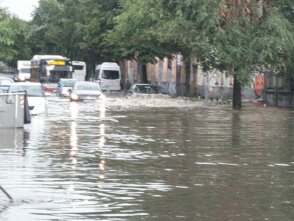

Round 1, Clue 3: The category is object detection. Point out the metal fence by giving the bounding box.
[265,90,294,108]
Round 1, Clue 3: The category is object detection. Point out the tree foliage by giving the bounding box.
[0,9,14,61]
[28,0,121,75]
[214,0,293,108]
[0,8,31,65]
[1,0,293,109]
[29,0,69,55]
[110,0,293,108]
[109,0,221,63]
[74,0,122,69]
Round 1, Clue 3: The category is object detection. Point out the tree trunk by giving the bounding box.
[233,75,242,109]
[185,58,191,96]
[119,61,126,91]
[176,54,182,96]
[176,65,181,96]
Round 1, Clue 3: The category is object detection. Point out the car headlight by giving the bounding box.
[70,93,79,100]
[99,93,106,100]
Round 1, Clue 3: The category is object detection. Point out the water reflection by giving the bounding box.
[70,101,79,119]
[99,101,106,149]
[0,129,24,150]
[0,96,293,221]
[70,122,78,154]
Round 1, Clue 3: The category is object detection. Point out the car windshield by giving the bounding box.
[40,71,71,83]
[19,68,31,73]
[0,78,13,85]
[9,85,44,97]
[60,79,77,87]
[75,83,101,91]
[136,85,160,94]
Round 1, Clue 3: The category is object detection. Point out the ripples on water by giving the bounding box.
[0,94,293,220]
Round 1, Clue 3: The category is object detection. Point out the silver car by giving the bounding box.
[56,78,78,97]
[69,81,103,101]
[8,82,47,115]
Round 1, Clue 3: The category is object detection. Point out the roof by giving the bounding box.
[31,55,69,61]
[72,61,86,65]
[96,62,120,70]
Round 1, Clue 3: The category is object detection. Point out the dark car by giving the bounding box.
[0,77,14,93]
[69,81,104,101]
[56,78,78,97]
[128,84,166,95]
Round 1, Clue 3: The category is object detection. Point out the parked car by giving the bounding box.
[0,77,14,93]
[8,82,47,115]
[56,78,78,97]
[69,81,103,101]
[128,84,166,95]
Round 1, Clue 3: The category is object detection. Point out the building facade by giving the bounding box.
[121,56,236,100]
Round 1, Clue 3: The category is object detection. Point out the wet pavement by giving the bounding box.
[0,93,293,220]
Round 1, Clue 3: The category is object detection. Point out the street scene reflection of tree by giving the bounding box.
[231,111,242,148]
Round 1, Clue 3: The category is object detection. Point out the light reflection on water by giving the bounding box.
[0,95,293,221]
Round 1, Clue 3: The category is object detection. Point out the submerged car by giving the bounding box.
[56,78,78,97]
[0,77,14,93]
[128,84,166,95]
[8,82,47,115]
[69,81,103,101]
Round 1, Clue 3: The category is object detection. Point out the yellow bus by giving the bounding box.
[30,55,73,95]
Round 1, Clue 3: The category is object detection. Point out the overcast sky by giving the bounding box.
[0,0,39,21]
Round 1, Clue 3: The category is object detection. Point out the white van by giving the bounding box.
[72,61,86,81]
[94,62,121,91]
[17,60,31,81]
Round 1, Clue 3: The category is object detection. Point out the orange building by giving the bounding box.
[253,73,265,97]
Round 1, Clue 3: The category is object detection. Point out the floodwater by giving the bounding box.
[0,93,293,221]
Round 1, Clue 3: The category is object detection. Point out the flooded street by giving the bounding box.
[0,94,293,221]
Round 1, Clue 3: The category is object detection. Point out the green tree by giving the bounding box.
[29,0,66,54]
[0,9,15,62]
[109,0,220,63]
[110,0,294,109]
[278,0,294,85]
[29,0,122,77]
[0,8,32,66]
[74,0,122,75]
[215,0,294,108]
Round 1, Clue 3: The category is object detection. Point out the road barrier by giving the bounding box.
[0,92,31,128]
